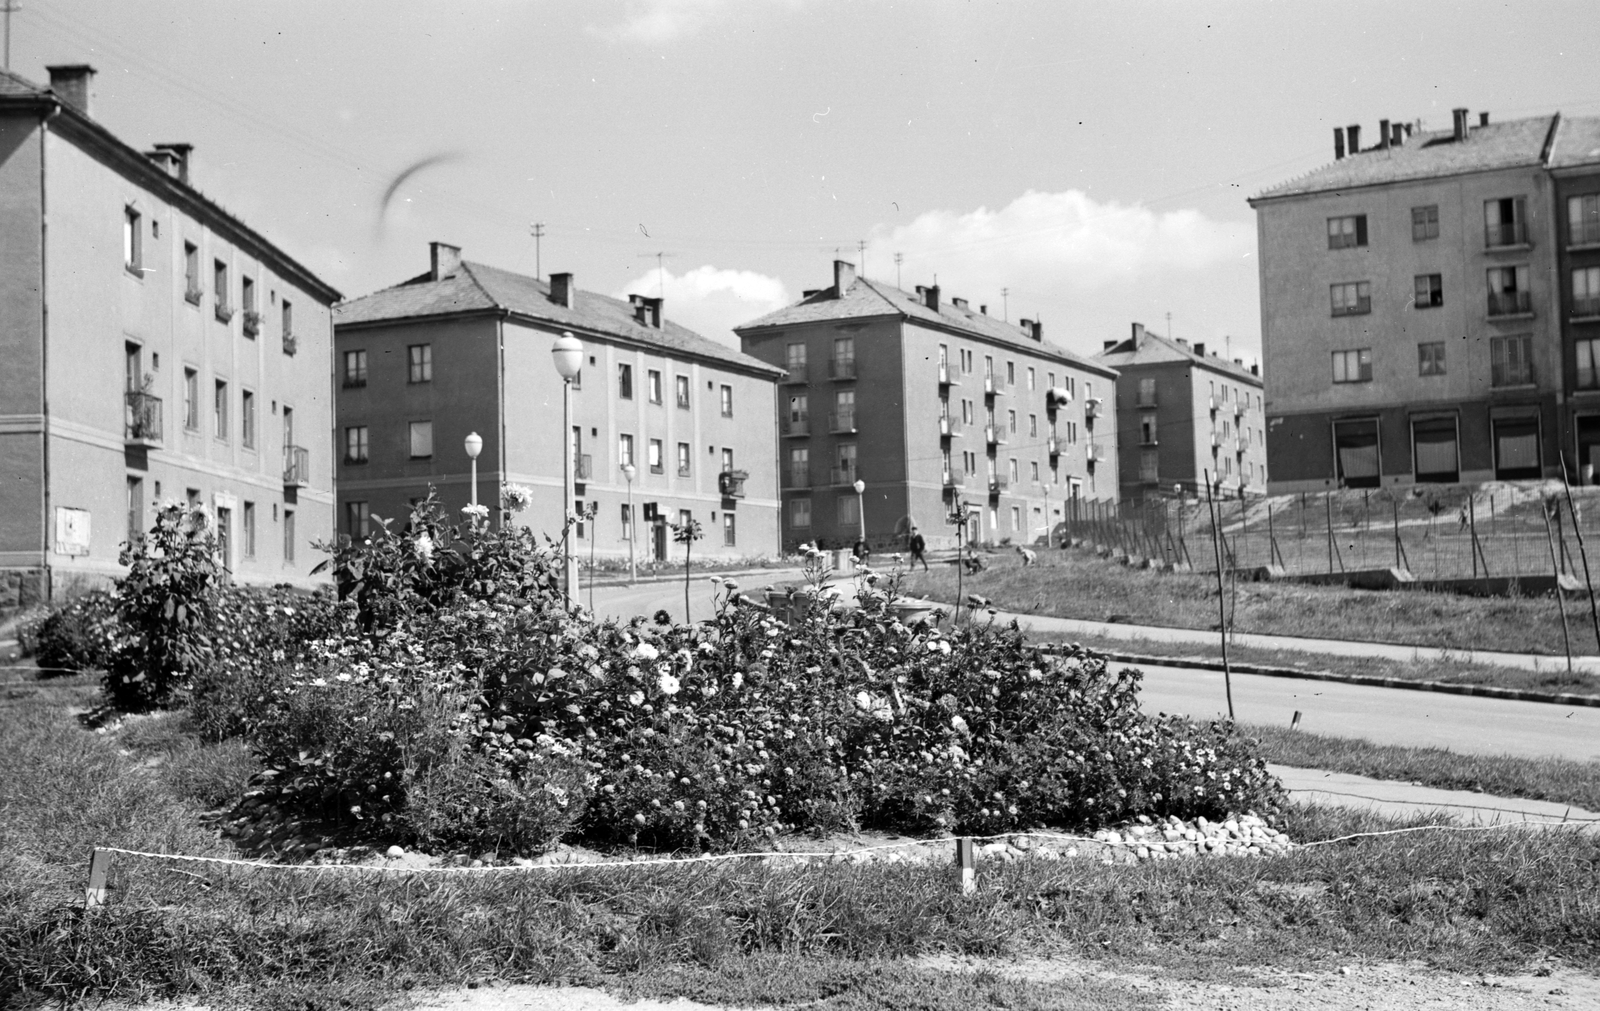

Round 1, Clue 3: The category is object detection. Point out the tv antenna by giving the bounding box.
[893,252,903,289]
[1001,287,1009,322]
[857,239,866,277]
[2,0,18,72]
[637,251,676,297]
[529,222,545,279]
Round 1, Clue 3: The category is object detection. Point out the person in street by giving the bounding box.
[852,538,870,567]
[908,527,929,571]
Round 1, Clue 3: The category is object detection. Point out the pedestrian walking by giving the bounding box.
[908,527,929,571]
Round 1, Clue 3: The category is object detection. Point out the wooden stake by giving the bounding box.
[1205,471,1236,720]
[85,848,111,908]
[955,837,976,895]
[1558,454,1600,653]
[1541,498,1574,676]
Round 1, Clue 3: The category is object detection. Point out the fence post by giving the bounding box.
[1558,454,1600,652]
[956,837,976,895]
[1325,493,1334,574]
[1204,470,1235,720]
[85,848,111,908]
[1541,497,1575,675]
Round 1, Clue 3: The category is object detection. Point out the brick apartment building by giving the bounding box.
[735,261,1120,550]
[0,65,341,606]
[333,244,784,561]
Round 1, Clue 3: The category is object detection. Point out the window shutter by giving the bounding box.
[1355,216,1368,246]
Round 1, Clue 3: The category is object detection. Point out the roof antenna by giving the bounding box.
[1165,311,1172,338]
[637,251,676,299]
[2,0,17,73]
[893,252,903,289]
[857,239,866,278]
[529,222,545,280]
[1002,287,1009,322]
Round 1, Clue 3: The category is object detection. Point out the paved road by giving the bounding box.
[588,569,804,625]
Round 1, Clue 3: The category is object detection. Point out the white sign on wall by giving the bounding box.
[54,507,91,556]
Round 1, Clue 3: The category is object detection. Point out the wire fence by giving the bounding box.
[1060,482,1600,584]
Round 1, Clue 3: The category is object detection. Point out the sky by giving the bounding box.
[12,0,1600,367]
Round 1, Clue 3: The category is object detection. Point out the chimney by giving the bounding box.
[145,149,181,178]
[548,272,575,309]
[1479,111,1489,127]
[1346,124,1361,153]
[802,289,821,298]
[1453,108,1469,142]
[1175,338,1189,347]
[924,284,940,311]
[1334,126,1345,160]
[1131,321,1146,346]
[1103,340,1118,351]
[1020,318,1032,334]
[1250,363,1260,376]
[46,64,95,116]
[1194,342,1206,357]
[832,259,856,297]
[1234,357,1244,366]
[429,242,462,281]
[1379,119,1391,149]
[629,294,662,329]
[979,304,988,315]
[1029,320,1042,341]
[152,143,192,184]
[1391,121,1404,146]
[952,297,969,310]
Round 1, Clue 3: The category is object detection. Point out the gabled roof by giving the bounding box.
[1251,115,1559,203]
[0,69,340,303]
[335,261,784,377]
[1095,327,1260,384]
[735,275,1116,377]
[1547,115,1600,169]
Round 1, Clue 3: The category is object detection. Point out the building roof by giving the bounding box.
[1547,115,1600,169]
[1095,326,1260,384]
[1251,114,1560,203]
[335,260,784,377]
[0,68,340,303]
[734,273,1117,377]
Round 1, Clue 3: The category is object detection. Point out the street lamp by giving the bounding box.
[551,331,584,608]
[621,461,637,585]
[852,478,866,548]
[463,431,483,508]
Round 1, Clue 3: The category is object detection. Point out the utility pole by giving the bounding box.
[894,252,903,289]
[2,0,18,72]
[529,222,545,279]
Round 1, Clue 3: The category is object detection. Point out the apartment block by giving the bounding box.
[1095,323,1266,502]
[735,261,1119,551]
[333,244,783,560]
[0,66,340,606]
[1548,118,1600,478]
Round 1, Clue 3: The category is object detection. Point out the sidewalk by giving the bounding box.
[1272,764,1600,827]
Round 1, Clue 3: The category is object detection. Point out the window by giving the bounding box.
[345,425,369,463]
[343,349,368,387]
[241,390,256,449]
[1412,205,1439,242]
[1030,460,1039,482]
[721,447,734,472]
[123,207,142,273]
[1333,419,1380,488]
[836,442,857,483]
[1570,194,1600,246]
[723,513,736,547]
[183,369,198,430]
[1331,281,1371,316]
[1027,367,1035,390]
[618,433,634,468]
[833,389,855,431]
[1331,348,1372,383]
[1414,273,1443,308]
[1140,413,1157,444]
[1494,416,1541,479]
[1413,417,1459,483]
[1487,266,1531,316]
[183,242,200,302]
[1008,458,1019,482]
[788,446,809,486]
[837,495,859,528]
[618,363,634,399]
[648,369,662,404]
[790,498,811,528]
[1007,409,1017,434]
[216,507,232,569]
[720,384,733,417]
[1418,342,1446,376]
[1491,334,1534,387]
[677,441,691,476]
[243,502,256,558]
[1574,267,1600,318]
[126,476,143,541]
[1010,506,1021,531]
[408,344,432,383]
[1029,414,1038,437]
[620,504,632,540]
[832,336,855,377]
[1579,338,1600,389]
[675,374,690,408]
[409,420,433,458]
[1327,214,1368,249]
[241,276,256,333]
[1485,197,1527,248]
[984,355,994,378]
[648,438,664,474]
[284,508,295,562]
[347,501,371,539]
[214,260,230,313]
[1006,361,1015,385]
[214,380,229,439]
[960,348,973,373]
[1140,448,1159,483]
[961,399,973,425]
[282,299,294,338]
[1047,371,1056,389]
[786,341,807,372]
[788,393,808,428]
[1137,377,1156,407]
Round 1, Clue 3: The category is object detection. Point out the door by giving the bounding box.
[215,506,232,574]
[652,520,667,561]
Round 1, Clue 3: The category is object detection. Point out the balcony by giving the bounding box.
[1207,394,1219,413]
[1574,221,1600,248]
[678,464,691,478]
[942,468,961,488]
[938,415,962,438]
[575,454,593,481]
[214,302,234,325]
[1210,431,1223,450]
[1232,400,1245,419]
[781,365,809,384]
[782,417,810,437]
[829,467,859,486]
[1139,432,1158,447]
[1488,290,1533,318]
[283,445,310,487]
[1046,435,1060,457]
[124,391,162,446]
[829,357,856,380]
[937,361,959,385]
[184,285,203,307]
[1085,396,1103,419]
[1486,221,1529,249]
[242,309,262,338]
[718,469,748,498]
[1086,443,1106,464]
[829,411,857,433]
[984,424,1006,445]
[1235,437,1247,456]
[1046,386,1071,410]
[1573,297,1600,320]
[987,475,1009,496]
[282,332,298,356]
[983,374,1004,396]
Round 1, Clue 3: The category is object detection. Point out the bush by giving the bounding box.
[17,590,120,675]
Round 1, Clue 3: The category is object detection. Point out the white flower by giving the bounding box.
[731,671,744,689]
[461,503,490,520]
[628,691,645,706]
[413,532,434,561]
[310,678,328,687]
[633,642,660,661]
[500,483,534,512]
[658,672,681,696]
[336,673,351,682]
[951,715,969,734]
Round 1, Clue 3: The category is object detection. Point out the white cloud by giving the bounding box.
[862,189,1260,363]
[598,0,735,44]
[618,265,791,349]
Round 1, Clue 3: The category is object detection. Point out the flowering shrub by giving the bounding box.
[16,589,121,675]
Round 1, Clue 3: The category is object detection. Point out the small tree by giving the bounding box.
[669,517,704,622]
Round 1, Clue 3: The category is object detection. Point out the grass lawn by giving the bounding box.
[5,682,1600,1009]
[895,548,1600,658]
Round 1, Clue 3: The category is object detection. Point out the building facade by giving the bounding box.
[0,66,341,606]
[1251,110,1567,492]
[333,244,783,561]
[1095,323,1266,502]
[1548,118,1600,478]
[735,261,1120,551]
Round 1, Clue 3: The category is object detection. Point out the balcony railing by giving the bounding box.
[942,468,960,487]
[718,469,748,498]
[1085,397,1103,419]
[937,361,958,385]
[1046,435,1060,456]
[1232,400,1245,418]
[1046,387,1071,410]
[787,468,809,487]
[984,424,1005,445]
[781,365,809,384]
[829,357,856,380]
[1209,431,1223,449]
[1488,290,1533,317]
[242,310,262,337]
[988,475,1009,496]
[938,415,962,438]
[1573,296,1600,319]
[829,467,859,486]
[184,285,203,306]
[1574,221,1600,247]
[283,445,309,486]
[1139,432,1159,447]
[214,302,234,324]
[1086,443,1106,464]
[124,391,162,445]
[1207,394,1219,413]
[829,411,857,433]
[1486,221,1528,248]
[678,464,691,478]
[1235,437,1248,456]
[983,374,1003,396]
[1134,392,1157,408]
[575,454,593,481]
[782,417,810,437]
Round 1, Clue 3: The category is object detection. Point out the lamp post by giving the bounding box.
[551,331,584,608]
[463,431,483,508]
[852,477,866,546]
[621,461,637,584]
